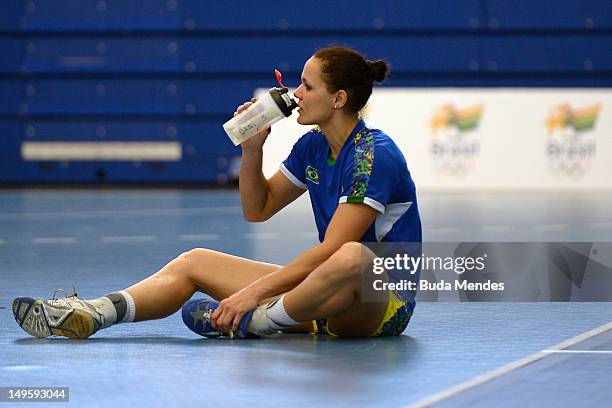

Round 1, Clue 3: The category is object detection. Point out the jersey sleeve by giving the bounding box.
[279,133,309,189]
[339,141,397,214]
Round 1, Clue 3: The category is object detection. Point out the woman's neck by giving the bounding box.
[319,115,360,159]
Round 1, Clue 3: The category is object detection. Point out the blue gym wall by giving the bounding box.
[0,1,610,184]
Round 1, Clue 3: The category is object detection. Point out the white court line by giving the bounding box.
[101,235,157,243]
[32,237,77,244]
[543,349,612,354]
[427,228,460,235]
[588,222,612,230]
[179,234,221,241]
[406,321,612,408]
[481,225,514,232]
[242,233,280,240]
[1,365,48,371]
[534,224,568,231]
[0,207,242,221]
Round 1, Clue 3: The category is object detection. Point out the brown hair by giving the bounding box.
[313,46,388,113]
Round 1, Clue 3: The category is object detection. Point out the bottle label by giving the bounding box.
[237,108,277,137]
[281,93,293,107]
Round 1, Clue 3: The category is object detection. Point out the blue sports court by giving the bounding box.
[2,190,612,407]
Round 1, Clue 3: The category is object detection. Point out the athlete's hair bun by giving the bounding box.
[367,60,388,83]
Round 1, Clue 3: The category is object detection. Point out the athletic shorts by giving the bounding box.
[311,290,414,337]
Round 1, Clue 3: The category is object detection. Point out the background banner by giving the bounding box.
[261,88,612,190]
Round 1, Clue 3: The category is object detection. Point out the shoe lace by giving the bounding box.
[50,287,78,307]
[202,304,233,338]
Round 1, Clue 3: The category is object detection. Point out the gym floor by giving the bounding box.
[1,189,611,407]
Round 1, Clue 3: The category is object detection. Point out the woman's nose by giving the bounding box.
[294,85,303,99]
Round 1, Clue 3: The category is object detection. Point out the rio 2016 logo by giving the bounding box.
[545,103,600,179]
[429,103,484,176]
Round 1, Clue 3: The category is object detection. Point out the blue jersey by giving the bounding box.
[280,119,421,243]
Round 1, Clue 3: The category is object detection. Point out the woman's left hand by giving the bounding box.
[211,286,259,336]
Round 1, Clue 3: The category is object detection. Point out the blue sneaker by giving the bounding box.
[181,299,254,339]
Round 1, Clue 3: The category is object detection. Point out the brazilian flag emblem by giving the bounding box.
[305,165,319,185]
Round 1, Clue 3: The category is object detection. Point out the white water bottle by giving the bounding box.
[223,87,298,146]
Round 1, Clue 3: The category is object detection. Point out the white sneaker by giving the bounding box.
[13,291,105,339]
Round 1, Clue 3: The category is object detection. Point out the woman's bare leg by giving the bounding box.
[125,248,280,321]
[13,248,310,339]
[282,242,388,337]
[124,243,386,336]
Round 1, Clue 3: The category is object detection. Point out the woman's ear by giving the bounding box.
[333,90,348,109]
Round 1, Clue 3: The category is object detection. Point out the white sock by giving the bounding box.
[246,306,277,335]
[266,296,299,328]
[246,295,299,335]
[118,290,136,323]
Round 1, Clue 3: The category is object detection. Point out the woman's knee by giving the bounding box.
[326,242,368,281]
[171,248,213,278]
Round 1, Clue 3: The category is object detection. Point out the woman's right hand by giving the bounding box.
[234,98,272,150]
